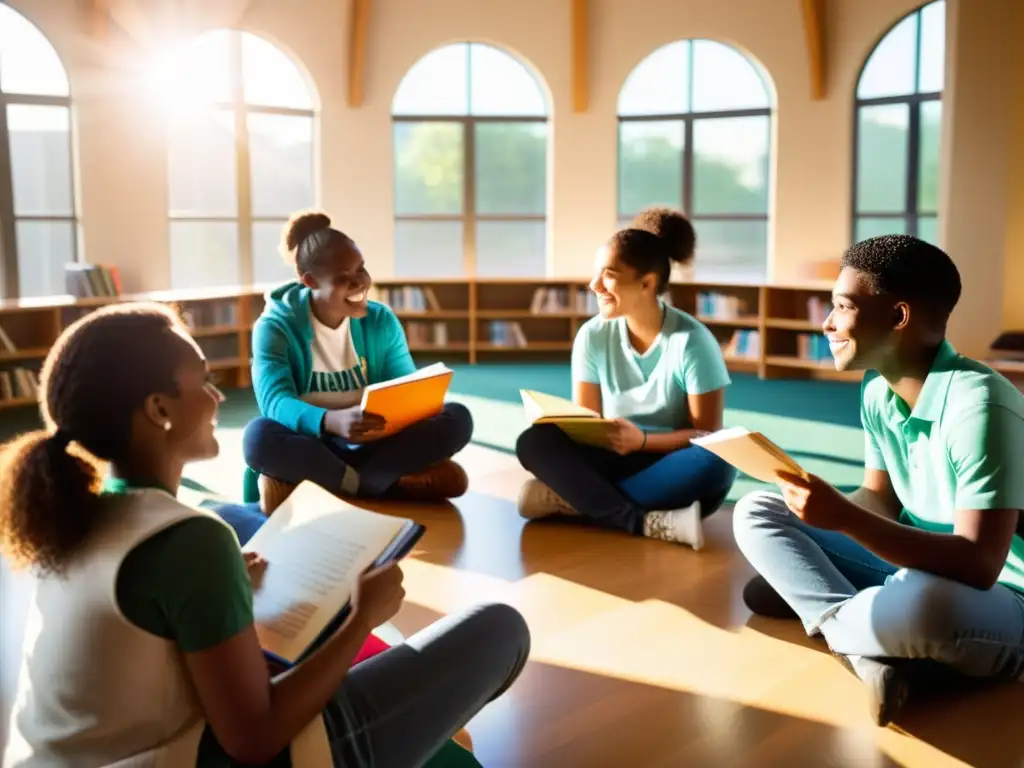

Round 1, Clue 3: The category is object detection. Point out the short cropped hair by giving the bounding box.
[841,234,962,322]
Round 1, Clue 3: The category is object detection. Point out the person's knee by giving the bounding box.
[440,402,474,453]
[732,490,789,549]
[515,424,562,470]
[479,602,531,651]
[242,417,284,467]
[873,569,968,647]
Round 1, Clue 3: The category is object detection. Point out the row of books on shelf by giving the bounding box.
[797,333,833,363]
[1,367,39,401]
[488,321,528,348]
[697,292,752,320]
[722,330,761,360]
[406,321,448,347]
[529,287,597,315]
[806,296,830,325]
[179,301,239,330]
[65,264,122,298]
[373,286,442,312]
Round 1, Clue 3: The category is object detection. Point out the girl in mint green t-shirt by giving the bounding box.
[516,208,736,549]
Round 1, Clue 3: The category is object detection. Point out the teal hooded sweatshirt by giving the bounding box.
[243,282,416,500]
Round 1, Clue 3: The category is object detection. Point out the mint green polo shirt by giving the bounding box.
[860,340,1024,594]
[571,303,731,433]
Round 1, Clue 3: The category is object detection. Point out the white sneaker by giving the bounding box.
[517,479,577,520]
[642,502,704,550]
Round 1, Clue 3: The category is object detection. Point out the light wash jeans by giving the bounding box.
[733,491,1024,681]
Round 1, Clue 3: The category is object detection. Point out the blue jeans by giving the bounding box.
[733,491,1024,681]
[212,502,268,546]
[243,403,474,498]
[516,423,736,534]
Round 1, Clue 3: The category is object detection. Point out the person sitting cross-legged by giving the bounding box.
[734,235,1024,726]
[516,208,736,549]
[243,210,473,513]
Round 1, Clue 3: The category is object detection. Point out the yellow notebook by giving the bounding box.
[691,427,807,484]
[520,389,616,448]
[360,362,453,437]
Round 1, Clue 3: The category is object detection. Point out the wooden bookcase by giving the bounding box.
[0,276,873,410]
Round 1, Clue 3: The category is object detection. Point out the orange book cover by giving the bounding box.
[360,363,454,436]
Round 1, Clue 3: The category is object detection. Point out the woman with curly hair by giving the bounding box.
[0,302,528,767]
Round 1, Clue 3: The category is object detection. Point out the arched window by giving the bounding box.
[155,30,316,289]
[853,1,945,245]
[391,43,549,277]
[0,3,76,298]
[617,40,772,280]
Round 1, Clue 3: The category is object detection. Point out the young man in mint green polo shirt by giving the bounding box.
[732,234,1024,726]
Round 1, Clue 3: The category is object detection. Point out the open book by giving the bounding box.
[361,362,453,437]
[520,389,615,447]
[691,427,807,484]
[240,481,425,667]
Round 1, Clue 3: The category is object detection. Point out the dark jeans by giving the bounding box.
[516,423,736,534]
[243,402,474,498]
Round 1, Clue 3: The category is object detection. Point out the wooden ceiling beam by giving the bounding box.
[89,0,109,40]
[801,0,827,100]
[347,0,372,108]
[571,0,589,113]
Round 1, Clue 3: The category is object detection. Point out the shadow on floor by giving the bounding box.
[746,614,1024,768]
[393,600,904,768]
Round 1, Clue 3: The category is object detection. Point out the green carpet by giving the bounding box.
[0,364,871,502]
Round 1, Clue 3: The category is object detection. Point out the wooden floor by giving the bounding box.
[3,443,1023,766]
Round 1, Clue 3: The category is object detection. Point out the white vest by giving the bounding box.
[2,489,330,767]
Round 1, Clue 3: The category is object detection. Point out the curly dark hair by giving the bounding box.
[0,302,190,574]
[841,234,962,323]
[280,210,355,276]
[612,207,697,292]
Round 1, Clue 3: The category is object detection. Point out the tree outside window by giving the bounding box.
[392,43,549,278]
[0,4,76,299]
[617,39,773,281]
[854,1,945,245]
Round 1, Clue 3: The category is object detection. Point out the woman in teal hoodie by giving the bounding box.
[243,211,473,511]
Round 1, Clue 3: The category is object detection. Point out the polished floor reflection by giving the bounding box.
[3,444,1022,766]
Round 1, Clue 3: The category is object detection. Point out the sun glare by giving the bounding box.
[146,31,232,116]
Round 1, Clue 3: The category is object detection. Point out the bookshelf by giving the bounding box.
[0,277,866,410]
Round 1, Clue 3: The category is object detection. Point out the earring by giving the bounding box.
[163,421,172,432]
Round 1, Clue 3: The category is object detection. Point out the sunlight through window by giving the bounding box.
[158,29,317,290]
[0,4,76,299]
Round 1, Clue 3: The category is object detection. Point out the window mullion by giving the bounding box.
[906,100,921,237]
[0,99,19,298]
[463,119,475,277]
[683,116,694,218]
[231,34,254,286]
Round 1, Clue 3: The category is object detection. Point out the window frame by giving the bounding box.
[166,30,316,287]
[616,41,773,272]
[851,2,942,243]
[0,12,77,299]
[391,43,550,278]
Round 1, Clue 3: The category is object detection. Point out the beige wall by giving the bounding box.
[5,0,1021,355]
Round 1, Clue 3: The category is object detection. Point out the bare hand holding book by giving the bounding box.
[520,389,616,447]
[691,426,808,484]
[240,481,424,667]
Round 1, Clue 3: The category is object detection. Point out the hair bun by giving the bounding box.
[283,211,331,253]
[631,207,696,266]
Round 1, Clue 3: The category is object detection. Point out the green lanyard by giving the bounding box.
[101,477,174,497]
